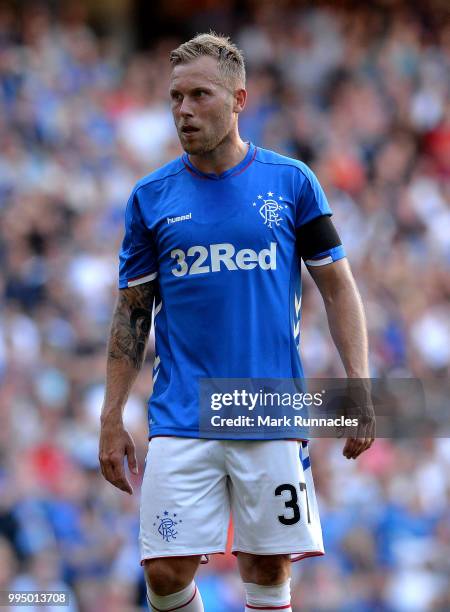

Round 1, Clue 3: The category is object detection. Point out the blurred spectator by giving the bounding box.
[11,548,79,612]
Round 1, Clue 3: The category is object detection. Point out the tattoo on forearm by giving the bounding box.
[108,283,154,369]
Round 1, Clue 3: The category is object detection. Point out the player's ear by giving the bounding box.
[233,88,247,114]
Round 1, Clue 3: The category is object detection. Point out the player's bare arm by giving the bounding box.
[99,281,155,494]
[307,258,375,460]
[108,283,154,368]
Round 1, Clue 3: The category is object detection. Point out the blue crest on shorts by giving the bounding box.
[153,511,182,542]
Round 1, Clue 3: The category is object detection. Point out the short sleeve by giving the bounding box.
[295,163,332,229]
[118,189,158,289]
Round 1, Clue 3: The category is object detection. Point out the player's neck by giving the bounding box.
[188,135,248,176]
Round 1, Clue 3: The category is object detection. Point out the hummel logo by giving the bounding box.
[167,212,192,224]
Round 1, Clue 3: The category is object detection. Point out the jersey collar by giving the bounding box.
[182,142,256,180]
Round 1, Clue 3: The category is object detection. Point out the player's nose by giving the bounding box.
[179,98,194,118]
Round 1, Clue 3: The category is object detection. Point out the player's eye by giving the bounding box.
[193,90,207,98]
[170,92,183,102]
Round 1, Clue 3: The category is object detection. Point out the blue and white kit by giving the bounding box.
[119,143,346,563]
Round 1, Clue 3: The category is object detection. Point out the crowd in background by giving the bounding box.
[0,1,449,610]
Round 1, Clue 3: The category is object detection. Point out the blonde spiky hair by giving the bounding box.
[170,31,246,88]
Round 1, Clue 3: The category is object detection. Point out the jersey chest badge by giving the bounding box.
[251,192,289,229]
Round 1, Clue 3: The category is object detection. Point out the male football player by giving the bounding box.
[99,32,375,612]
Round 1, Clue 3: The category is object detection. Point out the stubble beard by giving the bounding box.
[180,134,215,155]
[179,108,233,156]
[180,127,226,155]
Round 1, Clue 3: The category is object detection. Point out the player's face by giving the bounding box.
[170,56,238,155]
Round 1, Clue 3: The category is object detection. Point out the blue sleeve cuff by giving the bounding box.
[304,245,346,267]
[118,269,158,289]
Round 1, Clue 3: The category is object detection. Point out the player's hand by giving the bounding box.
[341,382,376,460]
[99,418,138,494]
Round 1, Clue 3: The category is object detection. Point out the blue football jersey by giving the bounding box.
[118,143,346,438]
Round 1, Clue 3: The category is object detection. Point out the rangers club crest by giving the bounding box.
[153,511,182,542]
[252,192,288,228]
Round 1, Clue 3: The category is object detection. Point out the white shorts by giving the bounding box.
[139,437,324,563]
